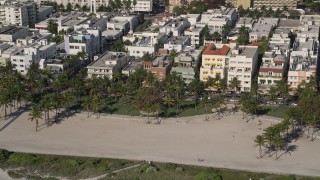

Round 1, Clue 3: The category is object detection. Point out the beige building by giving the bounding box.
[253,0,297,10]
[226,0,251,8]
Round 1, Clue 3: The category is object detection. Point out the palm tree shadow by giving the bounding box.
[50,110,77,125]
[278,145,298,159]
[0,105,30,133]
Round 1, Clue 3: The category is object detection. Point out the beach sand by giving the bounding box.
[0,109,319,177]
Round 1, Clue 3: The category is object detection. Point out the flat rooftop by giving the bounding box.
[0,26,26,35]
[231,47,257,58]
[279,19,300,28]
[203,44,230,56]
[88,52,128,68]
[123,58,143,71]
[166,36,189,45]
[237,17,254,24]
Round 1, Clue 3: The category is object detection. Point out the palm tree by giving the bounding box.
[163,96,175,117]
[0,93,10,119]
[222,24,231,42]
[188,79,204,110]
[214,95,225,120]
[200,94,211,121]
[276,79,290,106]
[263,126,277,157]
[273,135,283,160]
[92,93,103,118]
[40,95,52,126]
[81,97,92,117]
[62,92,75,117]
[29,106,43,131]
[254,135,265,158]
[268,86,278,106]
[229,77,241,110]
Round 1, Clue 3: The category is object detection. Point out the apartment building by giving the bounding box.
[11,38,57,75]
[0,1,37,27]
[227,46,259,92]
[258,52,288,93]
[159,18,190,36]
[123,32,167,46]
[86,52,132,78]
[0,25,29,42]
[107,19,130,35]
[171,47,202,83]
[249,18,278,42]
[236,17,254,30]
[0,43,19,66]
[288,37,318,90]
[126,37,156,57]
[226,0,251,8]
[35,12,89,33]
[200,43,230,82]
[35,0,153,13]
[37,6,54,22]
[181,14,201,26]
[201,7,238,26]
[112,16,139,33]
[253,0,297,10]
[131,0,153,12]
[64,28,102,61]
[184,25,203,47]
[143,55,172,81]
[122,58,144,76]
[163,36,191,52]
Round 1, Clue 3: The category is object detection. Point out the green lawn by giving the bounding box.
[100,162,318,180]
[1,149,317,180]
[259,105,288,119]
[0,149,134,179]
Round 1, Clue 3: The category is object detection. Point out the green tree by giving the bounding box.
[47,20,58,35]
[188,79,205,110]
[81,97,92,117]
[229,77,241,109]
[275,79,290,106]
[254,135,265,158]
[172,6,185,16]
[163,96,175,117]
[75,3,81,10]
[237,26,249,45]
[200,94,211,121]
[221,24,231,42]
[142,52,153,62]
[29,105,43,131]
[268,86,278,106]
[66,3,73,12]
[273,135,283,160]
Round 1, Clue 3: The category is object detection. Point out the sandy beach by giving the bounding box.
[0,109,320,177]
[0,169,11,180]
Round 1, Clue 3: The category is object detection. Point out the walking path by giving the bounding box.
[0,110,320,178]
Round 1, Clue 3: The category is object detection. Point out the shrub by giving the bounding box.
[175,167,184,172]
[65,159,82,166]
[145,166,157,174]
[194,171,222,180]
[164,163,178,169]
[8,153,38,165]
[7,171,23,179]
[0,149,11,161]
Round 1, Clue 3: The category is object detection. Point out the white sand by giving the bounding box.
[0,169,11,180]
[0,110,320,177]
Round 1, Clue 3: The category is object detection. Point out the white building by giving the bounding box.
[288,37,318,90]
[126,37,155,57]
[131,0,153,12]
[227,46,259,92]
[250,18,279,42]
[86,52,132,78]
[11,38,57,75]
[64,28,102,60]
[0,43,19,66]
[201,7,238,26]
[0,25,29,42]
[160,18,190,36]
[184,25,203,48]
[258,52,288,93]
[164,36,191,52]
[0,2,37,27]
[236,17,254,30]
[112,15,139,33]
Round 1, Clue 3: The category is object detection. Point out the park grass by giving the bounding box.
[1,150,318,180]
[100,162,319,180]
[260,105,288,119]
[0,149,134,179]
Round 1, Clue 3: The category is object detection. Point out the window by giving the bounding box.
[75,46,79,49]
[20,65,23,67]
[20,60,23,62]
[70,46,74,49]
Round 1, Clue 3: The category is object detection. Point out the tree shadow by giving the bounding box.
[0,105,30,133]
[278,145,298,159]
[256,107,271,116]
[49,109,77,125]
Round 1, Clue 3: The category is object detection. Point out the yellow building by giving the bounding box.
[200,44,230,82]
[226,0,251,8]
[253,0,297,9]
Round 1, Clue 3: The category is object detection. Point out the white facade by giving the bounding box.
[164,36,191,52]
[227,47,259,92]
[0,2,37,27]
[11,39,57,75]
[131,0,153,12]
[160,18,190,36]
[184,26,203,47]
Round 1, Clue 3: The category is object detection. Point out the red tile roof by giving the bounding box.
[203,44,230,56]
[247,42,262,46]
[259,68,283,73]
